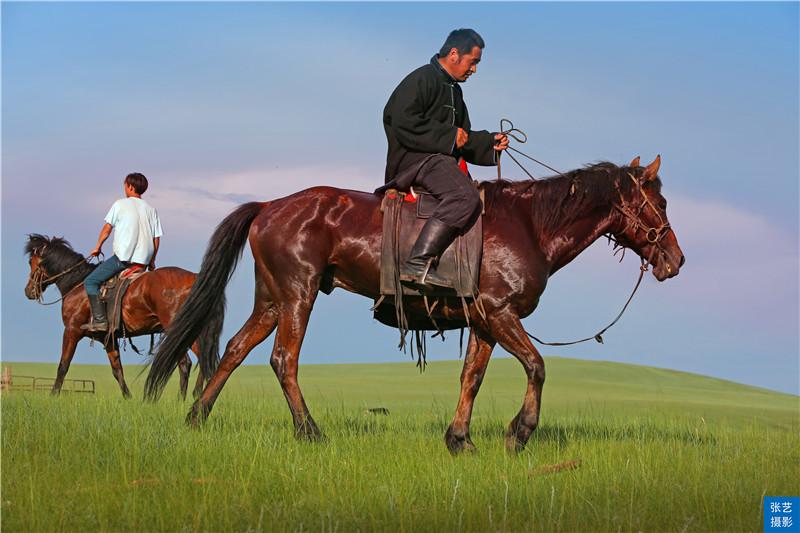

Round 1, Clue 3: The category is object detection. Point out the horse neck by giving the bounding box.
[48,260,95,296]
[543,205,616,273]
[521,176,618,273]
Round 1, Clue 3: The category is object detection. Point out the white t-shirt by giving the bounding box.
[104,197,163,264]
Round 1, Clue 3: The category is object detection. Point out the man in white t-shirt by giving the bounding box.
[82,172,163,332]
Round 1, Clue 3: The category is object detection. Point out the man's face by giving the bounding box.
[445,46,482,82]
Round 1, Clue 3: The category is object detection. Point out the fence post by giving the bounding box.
[1,366,11,392]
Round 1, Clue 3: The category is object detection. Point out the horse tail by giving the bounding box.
[194,290,225,384]
[144,201,265,401]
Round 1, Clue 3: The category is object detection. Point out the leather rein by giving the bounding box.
[495,120,670,347]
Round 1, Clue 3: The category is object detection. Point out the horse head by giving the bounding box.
[610,155,685,281]
[23,234,83,299]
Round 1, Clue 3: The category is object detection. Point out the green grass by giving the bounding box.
[2,357,798,532]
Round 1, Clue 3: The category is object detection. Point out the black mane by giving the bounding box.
[25,234,97,292]
[482,162,661,235]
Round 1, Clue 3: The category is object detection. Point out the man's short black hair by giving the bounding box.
[439,29,485,57]
[125,172,148,195]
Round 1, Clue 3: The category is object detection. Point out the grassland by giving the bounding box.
[2,357,798,532]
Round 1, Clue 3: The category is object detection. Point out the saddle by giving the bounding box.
[98,265,147,335]
[374,186,484,331]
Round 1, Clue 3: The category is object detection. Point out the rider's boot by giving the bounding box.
[400,218,458,290]
[81,294,109,332]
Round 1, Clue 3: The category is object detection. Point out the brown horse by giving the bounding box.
[145,155,684,453]
[24,234,223,398]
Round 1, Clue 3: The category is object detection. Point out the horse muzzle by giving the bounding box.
[650,244,684,282]
[24,284,37,300]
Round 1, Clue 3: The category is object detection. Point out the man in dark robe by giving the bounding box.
[378,28,508,289]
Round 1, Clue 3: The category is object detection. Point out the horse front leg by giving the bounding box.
[488,312,546,453]
[444,328,495,454]
[52,329,80,395]
[105,339,132,399]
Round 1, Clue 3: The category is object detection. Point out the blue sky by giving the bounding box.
[2,2,798,394]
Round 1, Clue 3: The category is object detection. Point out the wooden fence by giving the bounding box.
[1,366,95,394]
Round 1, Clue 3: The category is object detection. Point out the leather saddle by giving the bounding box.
[98,266,147,334]
[374,186,484,330]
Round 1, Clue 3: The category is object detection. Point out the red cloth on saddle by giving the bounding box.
[121,264,145,278]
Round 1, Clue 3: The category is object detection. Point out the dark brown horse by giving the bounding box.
[145,155,684,453]
[24,235,223,398]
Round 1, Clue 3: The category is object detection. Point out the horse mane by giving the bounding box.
[482,161,661,235]
[25,234,97,291]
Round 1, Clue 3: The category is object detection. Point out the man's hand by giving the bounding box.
[494,133,509,152]
[89,246,102,257]
[456,128,469,149]
[148,261,156,272]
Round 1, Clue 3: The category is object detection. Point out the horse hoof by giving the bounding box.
[185,402,208,429]
[448,439,478,455]
[504,434,526,454]
[295,420,324,442]
[445,428,478,455]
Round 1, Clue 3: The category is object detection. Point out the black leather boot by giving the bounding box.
[400,218,459,290]
[81,294,108,332]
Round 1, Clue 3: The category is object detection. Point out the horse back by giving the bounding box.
[247,186,385,296]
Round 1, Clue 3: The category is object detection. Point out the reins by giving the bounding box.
[494,119,667,347]
[497,118,570,181]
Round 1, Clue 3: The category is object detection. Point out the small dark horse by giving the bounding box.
[145,155,684,453]
[24,235,223,398]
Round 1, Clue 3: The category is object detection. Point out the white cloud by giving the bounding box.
[147,164,379,239]
[651,193,797,329]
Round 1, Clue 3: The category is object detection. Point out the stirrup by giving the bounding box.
[400,260,453,290]
[81,320,108,332]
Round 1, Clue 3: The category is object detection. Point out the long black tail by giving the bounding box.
[194,291,225,382]
[144,201,264,400]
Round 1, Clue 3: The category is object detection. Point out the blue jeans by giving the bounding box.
[84,255,131,296]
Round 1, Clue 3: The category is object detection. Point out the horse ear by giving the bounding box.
[643,154,661,181]
[629,156,640,168]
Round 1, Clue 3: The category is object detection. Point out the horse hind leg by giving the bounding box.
[192,366,205,400]
[189,341,205,399]
[270,302,322,441]
[187,302,278,427]
[177,354,192,400]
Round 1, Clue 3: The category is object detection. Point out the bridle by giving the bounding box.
[611,171,672,270]
[27,245,92,305]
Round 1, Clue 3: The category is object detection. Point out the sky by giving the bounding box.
[2,2,798,395]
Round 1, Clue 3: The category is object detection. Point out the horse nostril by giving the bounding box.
[679,255,685,267]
